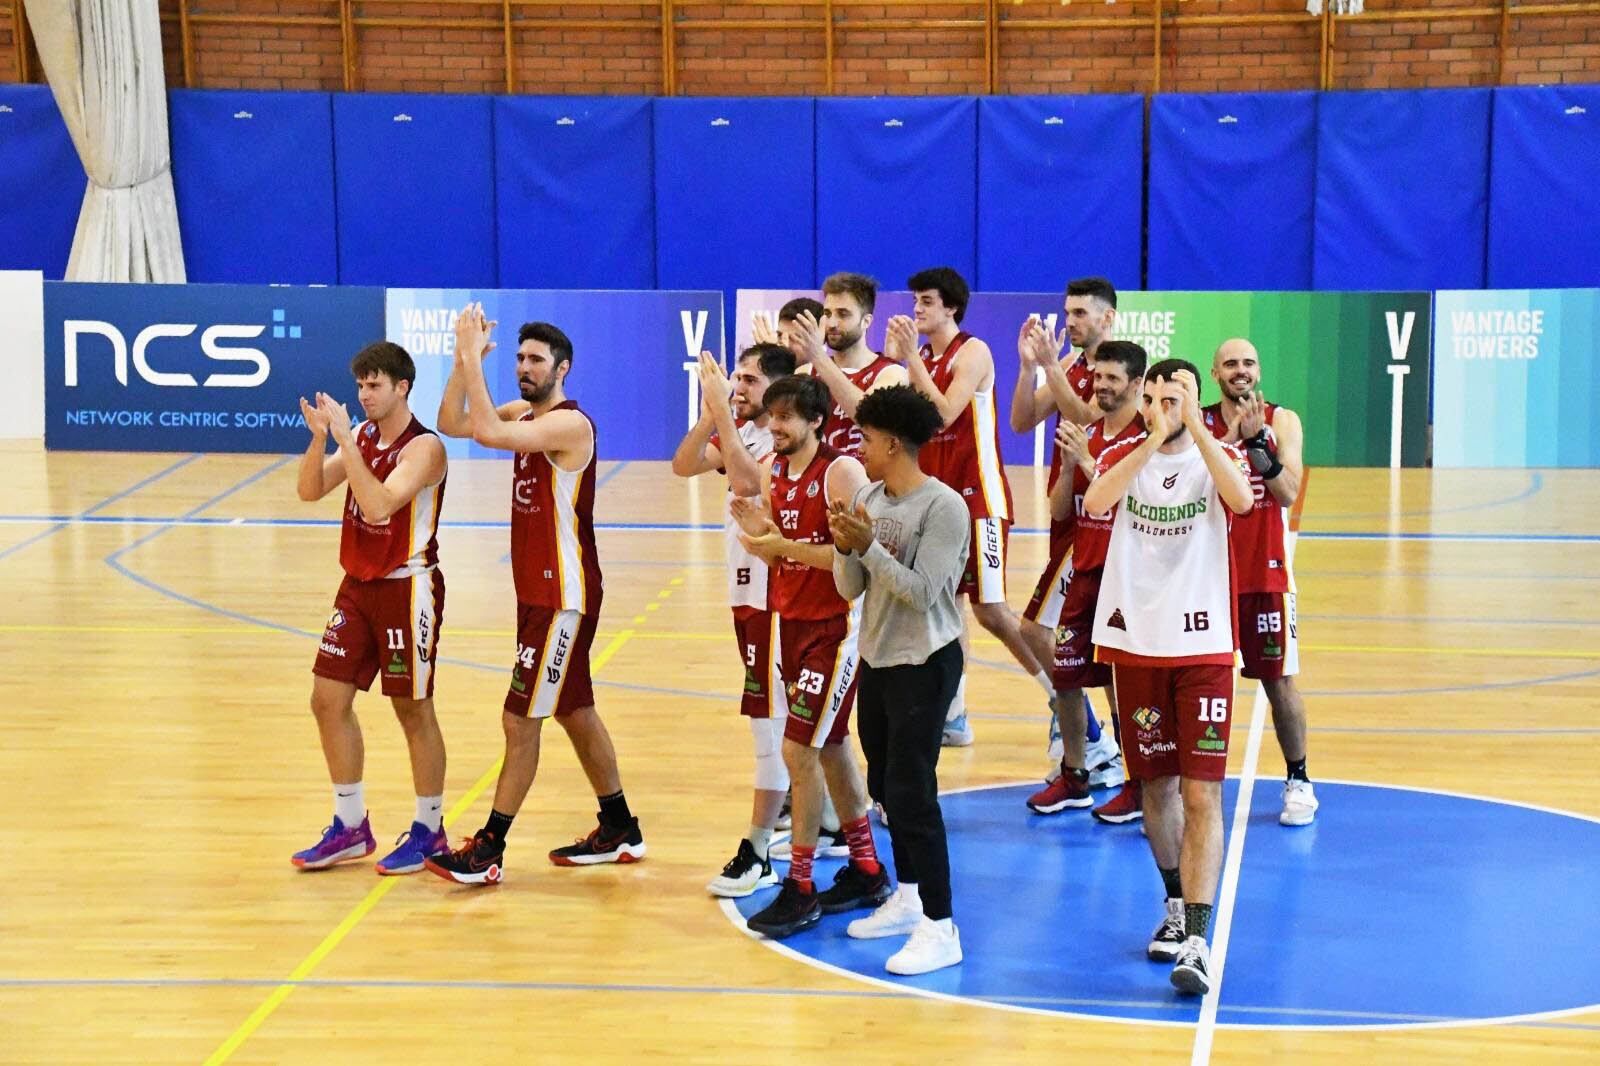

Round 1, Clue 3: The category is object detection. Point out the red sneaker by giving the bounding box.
[1092,781,1144,824]
[1026,769,1092,814]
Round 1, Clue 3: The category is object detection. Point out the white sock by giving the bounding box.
[748,824,773,859]
[415,794,443,832]
[899,881,920,904]
[945,676,967,723]
[333,782,364,827]
[1032,669,1054,697]
[820,791,841,834]
[933,916,954,934]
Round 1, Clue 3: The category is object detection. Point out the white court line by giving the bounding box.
[1191,682,1271,1065]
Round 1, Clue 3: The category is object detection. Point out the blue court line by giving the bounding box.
[1,976,1593,1031]
[0,453,201,562]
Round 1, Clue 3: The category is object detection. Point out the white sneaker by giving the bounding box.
[706,839,777,898]
[941,711,974,747]
[848,884,923,939]
[768,826,849,861]
[1280,778,1319,826]
[1085,728,1124,790]
[885,917,963,975]
[1170,935,1212,995]
[1147,897,1185,961]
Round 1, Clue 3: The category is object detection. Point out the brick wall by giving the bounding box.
[2,0,1596,94]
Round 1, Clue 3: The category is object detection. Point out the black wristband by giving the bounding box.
[1244,431,1283,481]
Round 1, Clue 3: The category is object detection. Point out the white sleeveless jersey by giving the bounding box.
[726,419,775,610]
[1091,434,1247,667]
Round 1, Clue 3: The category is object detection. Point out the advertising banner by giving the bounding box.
[1433,289,1600,467]
[0,270,44,440]
[386,289,724,462]
[44,282,386,452]
[737,288,1431,468]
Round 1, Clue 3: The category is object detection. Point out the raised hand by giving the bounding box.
[1143,375,1172,442]
[827,498,873,554]
[751,311,779,346]
[453,301,497,361]
[790,310,827,365]
[316,391,354,444]
[884,315,919,363]
[1055,418,1090,468]
[697,350,732,415]
[300,395,329,437]
[738,516,786,561]
[730,494,771,537]
[1238,390,1267,439]
[1170,368,1203,431]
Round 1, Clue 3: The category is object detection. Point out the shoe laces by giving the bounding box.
[720,843,754,877]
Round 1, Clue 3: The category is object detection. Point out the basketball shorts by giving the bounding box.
[962,517,1010,605]
[1112,663,1234,783]
[1023,539,1072,627]
[1051,566,1112,690]
[732,606,786,719]
[778,607,861,749]
[504,604,599,719]
[1237,591,1300,680]
[313,568,444,700]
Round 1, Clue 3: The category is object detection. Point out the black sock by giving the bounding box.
[1159,866,1183,901]
[1287,758,1309,782]
[597,789,633,830]
[482,809,514,844]
[1185,902,1213,941]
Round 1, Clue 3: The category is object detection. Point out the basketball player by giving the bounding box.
[1204,338,1317,826]
[291,342,451,876]
[788,272,907,459]
[731,375,888,938]
[1013,277,1133,818]
[889,267,1039,747]
[671,343,800,896]
[752,296,824,361]
[1026,341,1146,816]
[425,305,643,885]
[1085,360,1254,995]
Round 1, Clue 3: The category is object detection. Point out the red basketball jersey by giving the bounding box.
[768,443,850,621]
[1203,401,1291,595]
[918,332,1014,522]
[1069,413,1146,571]
[820,355,900,458]
[510,400,604,613]
[1044,353,1099,554]
[339,416,444,581]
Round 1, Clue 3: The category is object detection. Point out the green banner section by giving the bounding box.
[1113,291,1433,468]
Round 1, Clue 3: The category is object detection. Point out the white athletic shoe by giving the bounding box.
[885,917,963,975]
[1147,898,1185,962]
[1086,729,1125,790]
[1280,778,1319,826]
[848,884,924,939]
[1170,936,1212,996]
[941,711,974,747]
[768,826,849,861]
[706,839,778,898]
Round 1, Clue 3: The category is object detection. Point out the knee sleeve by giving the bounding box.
[751,716,789,791]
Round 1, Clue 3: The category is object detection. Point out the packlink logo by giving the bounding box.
[62,308,301,388]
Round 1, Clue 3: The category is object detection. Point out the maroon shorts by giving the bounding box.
[1112,662,1234,782]
[313,569,444,700]
[1237,591,1300,681]
[732,606,784,718]
[778,611,859,748]
[1052,566,1112,690]
[504,605,599,719]
[1023,542,1072,627]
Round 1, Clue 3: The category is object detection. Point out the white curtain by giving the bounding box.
[24,0,185,282]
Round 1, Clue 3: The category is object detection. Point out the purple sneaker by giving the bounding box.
[291,815,376,870]
[374,821,449,876]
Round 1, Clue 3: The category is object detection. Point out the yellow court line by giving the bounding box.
[203,600,663,1063]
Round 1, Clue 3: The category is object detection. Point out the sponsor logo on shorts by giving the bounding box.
[828,658,856,718]
[1262,638,1282,658]
[386,651,407,675]
[1196,724,1227,752]
[743,671,763,695]
[319,640,346,658]
[510,666,527,693]
[1132,706,1162,730]
[1139,740,1176,757]
[325,609,346,633]
[545,626,572,685]
[788,692,814,721]
[1056,626,1074,645]
[417,611,433,662]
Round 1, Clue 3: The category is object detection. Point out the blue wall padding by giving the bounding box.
[1314,88,1490,291]
[495,96,655,289]
[1148,92,1318,290]
[333,93,497,288]
[0,84,86,278]
[654,97,816,316]
[1487,84,1600,289]
[169,89,339,284]
[816,97,978,289]
[976,95,1143,293]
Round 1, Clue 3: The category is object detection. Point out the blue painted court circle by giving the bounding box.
[724,779,1600,1029]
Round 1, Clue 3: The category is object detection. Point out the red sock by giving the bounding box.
[789,844,815,892]
[842,816,881,875]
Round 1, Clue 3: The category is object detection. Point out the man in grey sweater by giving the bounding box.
[830,385,969,976]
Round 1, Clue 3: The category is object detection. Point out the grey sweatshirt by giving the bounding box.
[832,476,970,668]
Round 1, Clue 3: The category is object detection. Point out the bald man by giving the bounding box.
[1201,339,1317,827]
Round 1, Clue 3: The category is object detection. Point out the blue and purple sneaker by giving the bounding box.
[290,815,376,870]
[374,821,449,876]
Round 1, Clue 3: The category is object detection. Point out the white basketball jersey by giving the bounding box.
[1091,435,1245,666]
[726,419,775,610]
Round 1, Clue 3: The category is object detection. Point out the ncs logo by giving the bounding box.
[62,308,302,388]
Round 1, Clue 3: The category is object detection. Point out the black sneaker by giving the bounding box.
[1170,936,1212,995]
[706,838,777,898]
[775,790,792,831]
[747,877,821,939]
[1147,899,1185,962]
[424,833,505,886]
[548,816,647,866]
[817,861,892,915]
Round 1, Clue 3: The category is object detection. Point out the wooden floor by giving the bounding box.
[1,442,1596,1064]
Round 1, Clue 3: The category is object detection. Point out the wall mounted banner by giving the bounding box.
[44,282,386,452]
[386,289,724,462]
[1433,288,1600,468]
[736,289,1432,468]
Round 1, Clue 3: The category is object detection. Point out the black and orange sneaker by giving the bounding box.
[548,817,646,866]
[424,833,505,886]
